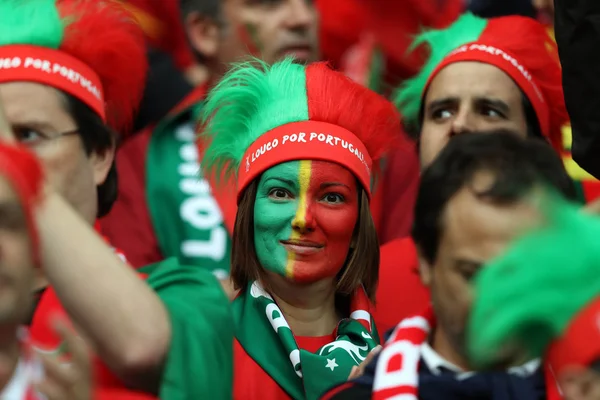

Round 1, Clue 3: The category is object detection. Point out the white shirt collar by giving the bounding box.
[420,342,541,381]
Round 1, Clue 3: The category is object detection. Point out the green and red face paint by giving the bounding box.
[237,119,372,283]
[254,160,359,282]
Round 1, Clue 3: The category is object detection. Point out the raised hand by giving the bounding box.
[35,319,92,400]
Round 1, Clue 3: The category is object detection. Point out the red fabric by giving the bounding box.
[478,17,566,155]
[233,335,334,399]
[317,0,463,84]
[101,85,209,268]
[581,179,600,203]
[0,144,44,267]
[373,237,430,335]
[57,0,147,133]
[123,0,194,70]
[547,297,600,376]
[360,0,463,83]
[372,144,420,244]
[239,122,372,202]
[100,127,160,268]
[95,389,156,400]
[0,46,105,120]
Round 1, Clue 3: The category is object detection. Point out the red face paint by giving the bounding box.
[271,161,360,284]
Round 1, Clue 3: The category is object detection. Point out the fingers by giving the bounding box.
[364,345,382,366]
[347,345,382,380]
[35,318,92,400]
[53,318,91,378]
[35,352,78,400]
[347,365,360,380]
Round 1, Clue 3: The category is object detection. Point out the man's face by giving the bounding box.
[0,175,35,325]
[217,0,319,66]
[253,160,359,283]
[420,62,529,168]
[420,170,540,364]
[0,82,113,223]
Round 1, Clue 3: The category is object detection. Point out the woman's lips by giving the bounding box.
[280,240,324,255]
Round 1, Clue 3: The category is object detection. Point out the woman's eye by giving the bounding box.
[268,188,291,199]
[322,193,344,204]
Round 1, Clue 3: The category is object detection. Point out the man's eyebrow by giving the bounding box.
[474,97,511,114]
[426,97,458,113]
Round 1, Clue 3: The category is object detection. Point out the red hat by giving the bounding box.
[0,0,147,133]
[396,14,567,153]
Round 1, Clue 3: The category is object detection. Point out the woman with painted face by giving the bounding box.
[200,58,401,400]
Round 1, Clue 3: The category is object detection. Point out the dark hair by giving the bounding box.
[230,179,380,301]
[406,89,545,142]
[64,94,118,218]
[412,130,579,264]
[179,0,221,20]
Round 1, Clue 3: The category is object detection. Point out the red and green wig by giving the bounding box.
[0,0,147,132]
[468,191,600,376]
[200,58,401,201]
[394,13,567,153]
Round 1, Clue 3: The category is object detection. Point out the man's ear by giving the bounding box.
[417,247,433,288]
[90,146,114,186]
[185,11,220,59]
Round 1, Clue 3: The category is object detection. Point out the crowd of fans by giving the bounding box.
[0,0,599,399]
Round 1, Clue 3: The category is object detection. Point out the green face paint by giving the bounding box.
[254,161,298,276]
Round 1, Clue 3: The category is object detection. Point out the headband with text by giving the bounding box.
[0,45,105,120]
[424,42,549,139]
[238,121,372,202]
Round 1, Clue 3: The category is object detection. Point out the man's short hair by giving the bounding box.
[413,130,578,264]
[179,0,221,20]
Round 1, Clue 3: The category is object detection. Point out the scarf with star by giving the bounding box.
[234,281,379,400]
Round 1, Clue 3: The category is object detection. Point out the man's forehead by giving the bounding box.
[0,82,69,128]
[427,62,522,101]
[440,177,541,259]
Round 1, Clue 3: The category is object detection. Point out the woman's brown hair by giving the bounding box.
[230,179,380,301]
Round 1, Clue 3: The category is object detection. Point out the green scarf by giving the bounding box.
[146,105,231,278]
[234,281,379,400]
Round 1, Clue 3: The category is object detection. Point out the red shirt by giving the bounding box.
[233,335,335,400]
[373,237,430,335]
